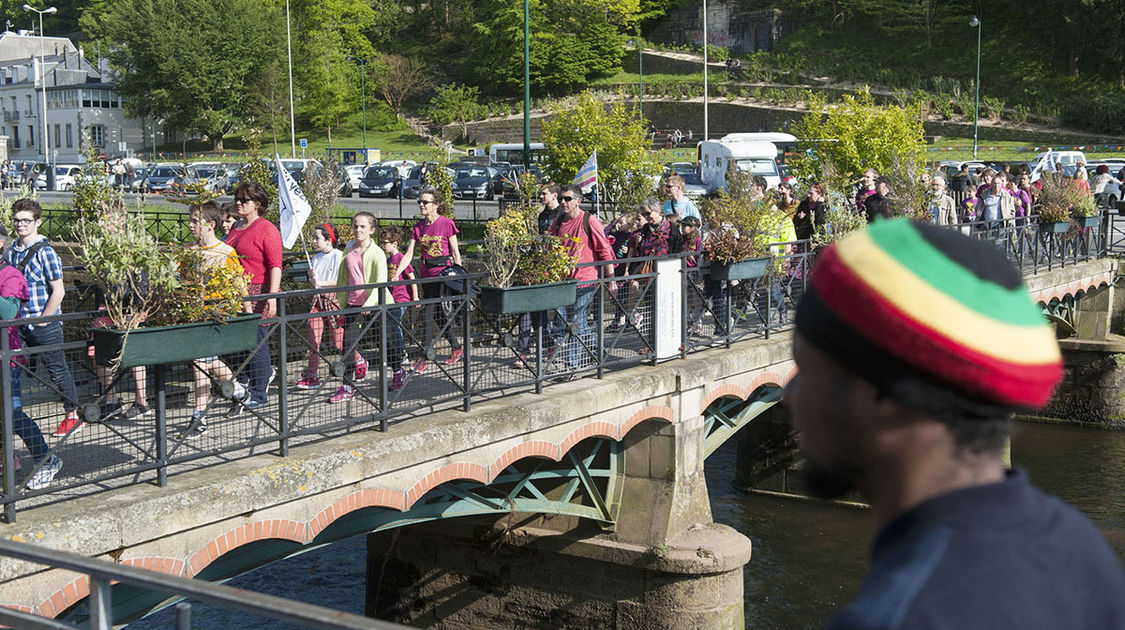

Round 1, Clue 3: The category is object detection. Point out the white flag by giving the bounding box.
[571,150,598,194]
[277,154,313,249]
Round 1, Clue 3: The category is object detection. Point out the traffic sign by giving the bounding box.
[299,138,307,149]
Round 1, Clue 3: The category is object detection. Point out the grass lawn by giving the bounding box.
[926,137,1125,163]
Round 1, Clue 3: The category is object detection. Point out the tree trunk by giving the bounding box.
[209,134,224,152]
[326,125,332,151]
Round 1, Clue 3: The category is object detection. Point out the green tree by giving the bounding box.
[247,62,290,155]
[789,89,924,190]
[296,28,355,147]
[541,91,660,206]
[371,55,433,117]
[84,0,284,151]
[426,83,485,140]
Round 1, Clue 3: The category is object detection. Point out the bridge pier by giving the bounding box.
[365,419,751,629]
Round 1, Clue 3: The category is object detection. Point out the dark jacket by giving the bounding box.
[793,199,826,241]
[864,193,893,224]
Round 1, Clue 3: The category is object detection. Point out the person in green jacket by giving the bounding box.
[330,212,390,404]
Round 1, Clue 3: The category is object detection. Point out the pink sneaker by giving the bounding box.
[390,369,408,391]
[443,347,464,366]
[295,375,320,390]
[355,356,368,381]
[329,385,354,404]
[413,359,429,374]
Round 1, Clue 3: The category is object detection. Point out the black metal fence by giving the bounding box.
[0,214,1115,521]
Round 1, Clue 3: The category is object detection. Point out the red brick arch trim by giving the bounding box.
[1033,277,1112,306]
[700,369,791,412]
[30,556,186,619]
[184,519,306,578]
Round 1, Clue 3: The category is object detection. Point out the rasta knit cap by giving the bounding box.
[795,218,1062,414]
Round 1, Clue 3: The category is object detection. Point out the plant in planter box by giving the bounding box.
[1072,194,1099,218]
[479,198,578,314]
[702,170,776,279]
[1036,172,1081,227]
[75,203,257,369]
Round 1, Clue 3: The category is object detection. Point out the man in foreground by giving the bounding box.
[785,219,1125,629]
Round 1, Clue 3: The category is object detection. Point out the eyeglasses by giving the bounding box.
[13,218,34,225]
[235,197,252,204]
[560,196,575,202]
[417,199,435,206]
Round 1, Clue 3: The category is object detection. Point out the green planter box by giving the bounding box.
[710,257,771,281]
[479,280,578,315]
[92,314,262,368]
[1080,215,1101,228]
[1040,221,1071,234]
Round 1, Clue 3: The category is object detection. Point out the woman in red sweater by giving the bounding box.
[225,181,282,409]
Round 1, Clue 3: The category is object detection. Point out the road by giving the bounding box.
[35,191,508,222]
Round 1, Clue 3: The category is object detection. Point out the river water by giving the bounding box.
[130,420,1125,628]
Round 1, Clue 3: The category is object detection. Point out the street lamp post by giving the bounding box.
[626,36,643,120]
[522,0,530,167]
[23,4,55,190]
[347,56,368,162]
[970,15,981,160]
[702,0,708,140]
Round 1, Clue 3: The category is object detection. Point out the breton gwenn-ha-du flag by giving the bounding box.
[277,154,313,249]
[571,150,598,194]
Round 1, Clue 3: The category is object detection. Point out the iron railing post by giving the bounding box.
[379,292,388,432]
[277,298,289,456]
[154,362,168,487]
[597,264,606,379]
[462,277,472,412]
[89,575,112,630]
[2,326,14,522]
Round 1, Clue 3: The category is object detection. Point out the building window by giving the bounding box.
[53,124,59,149]
[88,124,105,147]
[27,125,32,147]
[65,123,72,148]
[25,95,31,116]
[12,126,19,148]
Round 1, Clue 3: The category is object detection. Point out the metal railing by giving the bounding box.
[0,214,1115,523]
[0,538,406,629]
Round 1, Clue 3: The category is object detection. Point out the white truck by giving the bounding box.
[698,134,789,194]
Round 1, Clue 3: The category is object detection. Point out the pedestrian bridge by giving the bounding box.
[0,223,1118,628]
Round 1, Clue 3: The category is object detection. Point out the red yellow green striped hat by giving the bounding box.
[795,219,1062,412]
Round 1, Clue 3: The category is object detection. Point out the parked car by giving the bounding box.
[192,163,232,194]
[678,172,708,199]
[358,165,401,198]
[35,164,82,191]
[453,166,498,200]
[664,162,696,176]
[344,164,367,190]
[144,164,194,193]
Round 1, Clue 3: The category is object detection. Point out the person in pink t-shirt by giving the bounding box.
[393,188,463,373]
[547,184,616,375]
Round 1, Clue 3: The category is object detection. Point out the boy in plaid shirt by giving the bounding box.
[6,199,80,436]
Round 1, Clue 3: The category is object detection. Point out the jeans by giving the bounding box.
[6,367,49,462]
[21,321,78,413]
[233,325,272,403]
[552,285,595,369]
[421,282,460,356]
[387,306,406,371]
[515,311,556,355]
[342,312,369,380]
[707,279,729,336]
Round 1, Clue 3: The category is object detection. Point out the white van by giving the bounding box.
[1030,150,1087,181]
[698,139,783,194]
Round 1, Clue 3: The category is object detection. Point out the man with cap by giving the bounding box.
[786,219,1125,630]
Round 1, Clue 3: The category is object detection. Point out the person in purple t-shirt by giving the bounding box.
[393,188,464,373]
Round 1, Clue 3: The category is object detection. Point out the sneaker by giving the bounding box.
[226,400,243,418]
[443,347,464,366]
[242,398,267,411]
[100,400,124,420]
[26,454,62,490]
[510,353,528,369]
[232,382,248,401]
[390,369,408,391]
[122,403,151,421]
[354,357,368,381]
[268,367,278,387]
[413,359,429,374]
[329,385,354,404]
[630,312,644,329]
[295,375,321,390]
[52,414,83,437]
[181,412,208,439]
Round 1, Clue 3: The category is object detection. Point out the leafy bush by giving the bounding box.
[983,96,1005,121]
[708,45,729,63]
[1060,94,1125,135]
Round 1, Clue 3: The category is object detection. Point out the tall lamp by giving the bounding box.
[23,4,55,190]
[970,15,981,160]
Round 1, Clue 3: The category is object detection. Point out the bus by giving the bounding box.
[489,143,547,166]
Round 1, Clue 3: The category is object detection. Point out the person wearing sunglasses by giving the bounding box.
[223,182,282,411]
[546,185,616,374]
[393,188,464,372]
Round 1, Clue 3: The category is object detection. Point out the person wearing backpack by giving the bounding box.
[625,198,683,330]
[548,184,616,375]
[0,225,61,488]
[7,199,81,437]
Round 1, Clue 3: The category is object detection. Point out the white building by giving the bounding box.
[0,30,160,164]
